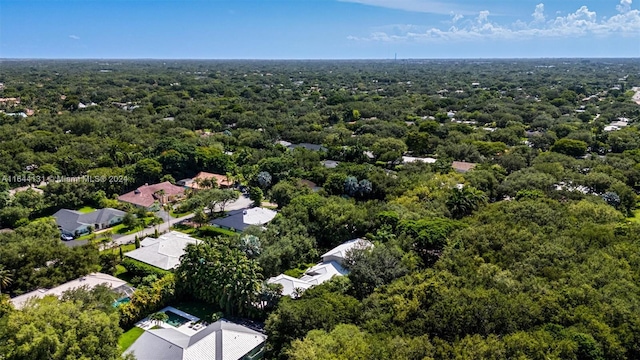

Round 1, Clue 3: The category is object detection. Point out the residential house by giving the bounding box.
[321,160,340,169]
[402,156,437,164]
[268,238,373,297]
[125,231,200,270]
[299,179,321,192]
[10,273,134,310]
[53,208,125,237]
[451,161,477,173]
[277,140,327,152]
[178,172,233,190]
[125,318,266,360]
[118,182,185,211]
[210,208,277,232]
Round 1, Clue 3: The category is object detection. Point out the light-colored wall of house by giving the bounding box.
[108,216,124,226]
[74,225,92,236]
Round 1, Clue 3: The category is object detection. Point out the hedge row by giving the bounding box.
[121,258,171,279]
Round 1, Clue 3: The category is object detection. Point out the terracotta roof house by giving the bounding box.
[118,182,185,211]
[53,208,126,236]
[179,172,233,189]
[451,161,477,173]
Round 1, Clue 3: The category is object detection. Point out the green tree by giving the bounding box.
[0,206,30,228]
[122,212,137,229]
[371,138,407,163]
[148,311,169,326]
[265,290,362,360]
[176,239,262,316]
[133,158,163,184]
[0,265,13,294]
[551,138,588,157]
[193,207,208,228]
[0,295,121,360]
[446,185,487,219]
[345,244,410,299]
[249,187,263,207]
[288,324,372,360]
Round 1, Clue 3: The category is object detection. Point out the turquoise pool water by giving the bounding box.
[165,310,190,327]
[112,297,130,307]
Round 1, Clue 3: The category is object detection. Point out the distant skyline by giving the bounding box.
[1,0,639,59]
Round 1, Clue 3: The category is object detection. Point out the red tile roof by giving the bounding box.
[117,181,185,208]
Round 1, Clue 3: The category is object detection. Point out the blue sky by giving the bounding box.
[0,0,638,59]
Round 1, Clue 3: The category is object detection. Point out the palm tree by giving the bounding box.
[155,189,166,204]
[193,208,207,228]
[0,266,13,294]
[446,185,487,219]
[148,311,169,326]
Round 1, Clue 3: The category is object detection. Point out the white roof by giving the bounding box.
[402,156,437,164]
[243,208,277,226]
[126,231,200,270]
[321,238,373,262]
[267,274,316,297]
[10,273,127,309]
[610,121,629,127]
[269,239,372,297]
[276,140,292,147]
[125,319,266,360]
[300,261,348,283]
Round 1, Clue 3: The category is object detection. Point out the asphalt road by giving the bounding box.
[98,195,253,250]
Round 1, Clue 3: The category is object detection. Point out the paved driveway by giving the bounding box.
[99,195,253,250]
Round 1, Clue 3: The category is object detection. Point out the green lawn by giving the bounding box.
[171,223,196,234]
[627,209,640,223]
[76,206,96,214]
[170,210,191,218]
[105,244,136,255]
[118,327,145,352]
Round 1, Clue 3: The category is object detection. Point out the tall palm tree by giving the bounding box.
[0,266,13,294]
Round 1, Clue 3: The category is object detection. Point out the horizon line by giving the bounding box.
[1,56,639,62]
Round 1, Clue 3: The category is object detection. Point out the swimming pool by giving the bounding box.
[164,310,191,327]
[112,297,131,307]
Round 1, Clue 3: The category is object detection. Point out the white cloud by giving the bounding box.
[452,13,464,23]
[348,3,640,42]
[69,35,80,40]
[338,0,478,15]
[617,0,632,13]
[532,3,545,22]
[477,10,490,23]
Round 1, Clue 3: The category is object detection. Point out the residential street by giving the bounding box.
[97,195,253,250]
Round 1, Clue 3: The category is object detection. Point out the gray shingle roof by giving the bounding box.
[125,319,266,360]
[53,208,125,234]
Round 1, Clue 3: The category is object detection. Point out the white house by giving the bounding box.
[125,231,200,270]
[268,238,373,297]
[10,273,134,310]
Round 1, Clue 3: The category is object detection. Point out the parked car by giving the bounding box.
[60,234,74,241]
